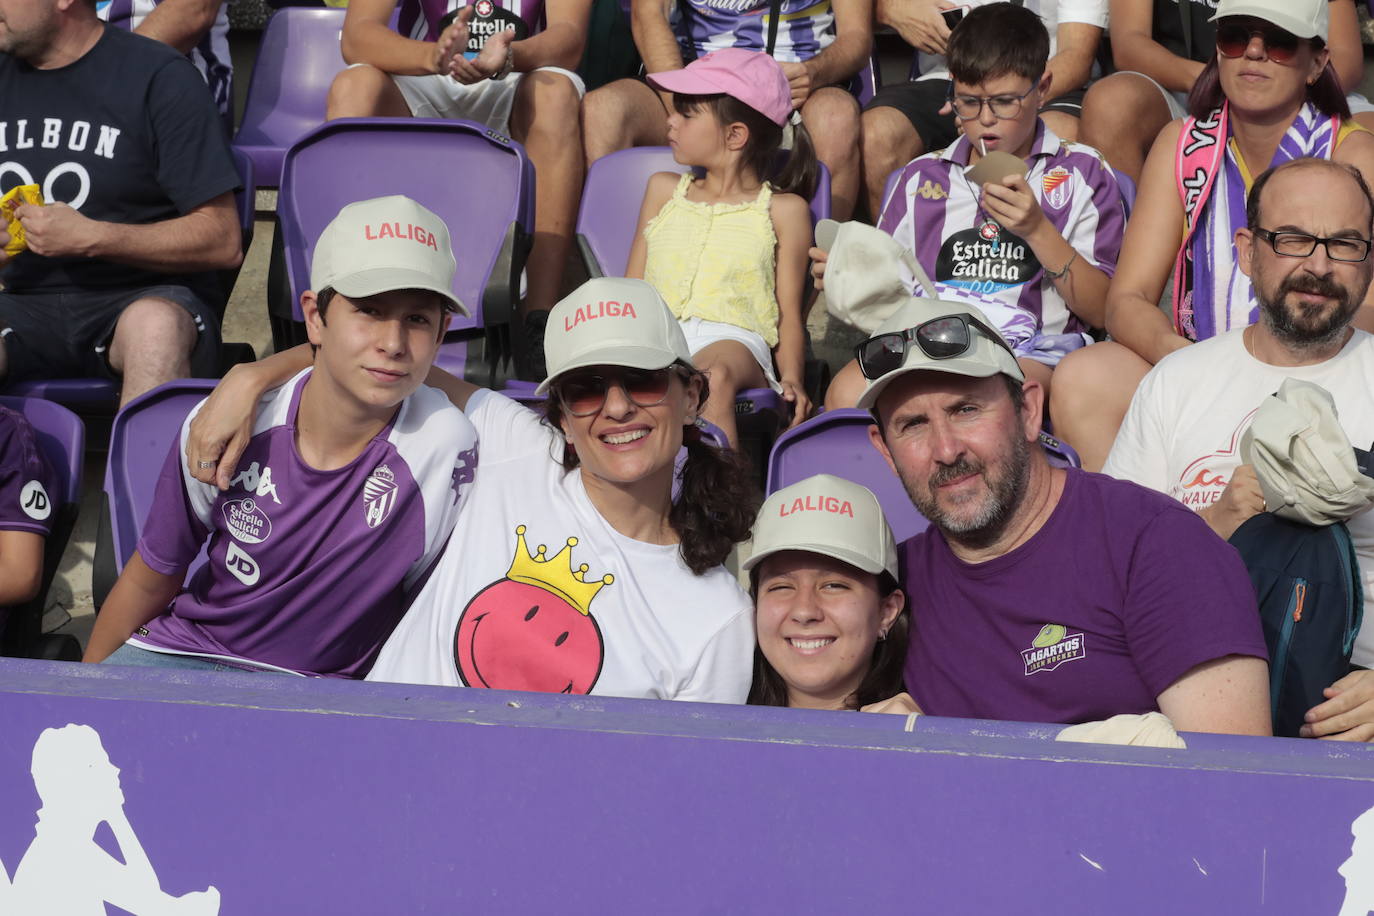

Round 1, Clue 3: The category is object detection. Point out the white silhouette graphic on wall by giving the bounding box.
[1339,804,1374,916]
[0,724,220,916]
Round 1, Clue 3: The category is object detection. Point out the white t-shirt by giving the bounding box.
[1103,328,1374,667]
[913,0,1109,82]
[368,390,755,702]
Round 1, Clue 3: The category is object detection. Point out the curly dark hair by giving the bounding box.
[747,568,909,709]
[542,362,759,574]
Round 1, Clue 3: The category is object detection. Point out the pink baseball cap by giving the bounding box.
[647,49,792,127]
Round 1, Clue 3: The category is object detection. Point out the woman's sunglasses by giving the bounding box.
[556,367,677,417]
[1215,20,1304,65]
[855,313,1015,380]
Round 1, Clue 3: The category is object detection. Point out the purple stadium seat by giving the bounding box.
[766,408,930,542]
[232,7,349,188]
[271,117,535,382]
[94,379,219,609]
[848,50,882,107]
[0,396,84,659]
[1112,166,1137,215]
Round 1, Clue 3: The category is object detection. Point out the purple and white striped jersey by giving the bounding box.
[0,408,59,540]
[396,0,546,42]
[877,123,1125,337]
[131,370,479,678]
[96,0,233,117]
[676,0,834,63]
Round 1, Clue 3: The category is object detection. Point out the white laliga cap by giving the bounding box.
[311,195,466,316]
[1210,0,1328,42]
[855,298,1024,412]
[743,474,898,580]
[536,277,692,394]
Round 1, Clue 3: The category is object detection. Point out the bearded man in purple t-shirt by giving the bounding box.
[855,295,1272,734]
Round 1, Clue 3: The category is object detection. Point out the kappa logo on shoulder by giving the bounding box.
[230,462,280,505]
[916,179,948,200]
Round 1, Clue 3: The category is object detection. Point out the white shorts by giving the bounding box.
[678,318,783,392]
[378,65,586,136]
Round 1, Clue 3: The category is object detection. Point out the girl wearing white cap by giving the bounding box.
[190,277,760,701]
[744,474,917,713]
[1053,0,1374,470]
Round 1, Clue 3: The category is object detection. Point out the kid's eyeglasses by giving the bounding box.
[947,82,1039,121]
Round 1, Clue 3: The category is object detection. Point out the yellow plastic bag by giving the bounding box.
[1,184,43,256]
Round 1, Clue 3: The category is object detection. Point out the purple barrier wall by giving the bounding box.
[0,658,1371,914]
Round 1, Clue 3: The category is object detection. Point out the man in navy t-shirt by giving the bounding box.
[855,294,1272,733]
[0,0,242,406]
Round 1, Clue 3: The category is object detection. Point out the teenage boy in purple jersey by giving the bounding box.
[856,294,1270,733]
[84,196,479,677]
[0,406,59,608]
[817,3,1125,409]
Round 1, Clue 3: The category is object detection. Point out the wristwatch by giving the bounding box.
[489,43,515,81]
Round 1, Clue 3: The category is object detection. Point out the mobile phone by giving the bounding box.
[941,5,969,29]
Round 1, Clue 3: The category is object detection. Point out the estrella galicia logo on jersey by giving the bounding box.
[19,480,50,521]
[1021,624,1086,676]
[936,228,1041,294]
[363,465,398,529]
[1042,166,1072,210]
[222,497,272,545]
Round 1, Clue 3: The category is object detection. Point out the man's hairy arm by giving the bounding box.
[134,0,223,55]
[632,0,685,74]
[15,193,242,274]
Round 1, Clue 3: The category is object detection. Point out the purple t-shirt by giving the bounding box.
[132,370,478,677]
[0,407,59,539]
[900,469,1266,724]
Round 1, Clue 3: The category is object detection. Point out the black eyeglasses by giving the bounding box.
[856,313,1016,380]
[947,81,1040,121]
[555,367,678,417]
[1253,228,1373,262]
[1215,19,1303,65]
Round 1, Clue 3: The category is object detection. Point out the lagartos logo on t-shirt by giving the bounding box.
[1021,624,1086,676]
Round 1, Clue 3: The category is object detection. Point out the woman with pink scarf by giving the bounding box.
[1049,0,1374,470]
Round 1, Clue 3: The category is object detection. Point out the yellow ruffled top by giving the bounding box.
[642,173,780,347]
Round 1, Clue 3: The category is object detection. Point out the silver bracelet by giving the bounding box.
[489,44,515,81]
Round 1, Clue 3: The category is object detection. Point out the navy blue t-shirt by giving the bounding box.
[0,25,239,299]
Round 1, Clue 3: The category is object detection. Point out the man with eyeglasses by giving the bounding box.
[1105,158,1374,742]
[859,296,1270,733]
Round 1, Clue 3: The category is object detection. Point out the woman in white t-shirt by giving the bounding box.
[745,474,916,714]
[191,278,760,701]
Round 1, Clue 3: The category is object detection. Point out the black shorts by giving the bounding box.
[0,284,221,383]
[866,79,1089,151]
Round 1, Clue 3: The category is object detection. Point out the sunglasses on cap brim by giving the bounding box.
[1215,19,1305,65]
[856,313,1016,381]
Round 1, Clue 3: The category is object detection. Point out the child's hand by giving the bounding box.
[780,379,811,428]
[979,174,1045,240]
[808,246,829,290]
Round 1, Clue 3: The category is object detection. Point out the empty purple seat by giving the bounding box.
[271,117,535,382]
[0,396,84,659]
[766,408,930,543]
[94,379,219,610]
[233,7,349,188]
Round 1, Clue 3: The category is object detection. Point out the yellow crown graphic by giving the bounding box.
[505,525,614,615]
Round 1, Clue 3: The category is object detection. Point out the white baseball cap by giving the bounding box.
[1210,0,1328,43]
[855,298,1024,412]
[535,277,692,394]
[311,195,467,316]
[743,474,898,580]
